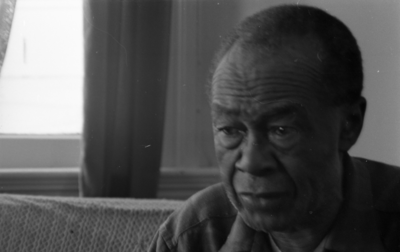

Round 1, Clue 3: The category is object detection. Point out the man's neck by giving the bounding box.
[270,227,329,252]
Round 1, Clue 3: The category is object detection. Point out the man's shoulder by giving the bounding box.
[352,157,400,211]
[156,183,237,251]
[352,157,400,250]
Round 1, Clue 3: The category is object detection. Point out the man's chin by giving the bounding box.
[227,190,299,232]
[240,208,296,233]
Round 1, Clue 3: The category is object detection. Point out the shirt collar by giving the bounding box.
[323,153,386,252]
[268,229,327,252]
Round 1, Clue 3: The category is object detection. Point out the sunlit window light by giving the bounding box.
[0,0,83,135]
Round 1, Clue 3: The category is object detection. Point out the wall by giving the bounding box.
[162,1,241,168]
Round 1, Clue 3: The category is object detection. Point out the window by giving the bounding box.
[0,0,83,135]
[0,0,82,174]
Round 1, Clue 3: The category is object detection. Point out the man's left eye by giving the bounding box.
[268,126,300,148]
[272,126,294,137]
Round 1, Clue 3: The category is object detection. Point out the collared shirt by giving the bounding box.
[268,234,327,252]
[148,154,400,252]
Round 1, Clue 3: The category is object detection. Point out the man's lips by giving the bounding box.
[239,191,290,199]
[237,191,291,210]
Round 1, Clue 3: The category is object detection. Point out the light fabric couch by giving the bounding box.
[0,194,183,252]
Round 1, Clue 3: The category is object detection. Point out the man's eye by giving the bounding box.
[268,126,300,148]
[215,126,243,148]
[220,127,241,136]
[272,126,295,137]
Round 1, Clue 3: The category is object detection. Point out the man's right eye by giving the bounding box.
[219,127,241,136]
[215,126,244,148]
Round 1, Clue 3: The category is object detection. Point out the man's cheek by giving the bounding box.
[219,155,233,174]
[215,148,238,180]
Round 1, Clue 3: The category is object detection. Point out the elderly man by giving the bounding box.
[149,4,400,252]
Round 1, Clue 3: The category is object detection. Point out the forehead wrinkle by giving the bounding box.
[212,43,258,90]
[293,59,323,82]
[211,100,310,123]
[211,40,331,117]
[250,78,326,102]
[213,66,323,94]
[213,74,325,106]
[212,62,244,92]
[213,57,326,102]
[239,61,326,105]
[247,56,324,88]
[213,86,314,103]
[212,66,255,102]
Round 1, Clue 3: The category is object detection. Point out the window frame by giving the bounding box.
[0,134,81,168]
[0,135,220,199]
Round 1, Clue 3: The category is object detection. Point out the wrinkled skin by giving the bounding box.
[211,38,365,250]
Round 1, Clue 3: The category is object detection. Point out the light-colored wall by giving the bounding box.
[162,1,241,168]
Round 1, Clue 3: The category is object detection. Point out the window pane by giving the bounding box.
[0,0,83,134]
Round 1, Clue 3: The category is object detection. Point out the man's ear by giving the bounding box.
[339,97,367,152]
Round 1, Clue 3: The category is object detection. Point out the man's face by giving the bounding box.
[211,40,344,233]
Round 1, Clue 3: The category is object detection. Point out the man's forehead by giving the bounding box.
[213,35,325,78]
[211,101,308,121]
[211,38,330,110]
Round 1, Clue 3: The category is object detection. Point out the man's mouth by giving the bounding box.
[238,191,291,210]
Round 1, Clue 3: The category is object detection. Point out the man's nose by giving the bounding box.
[235,135,278,176]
